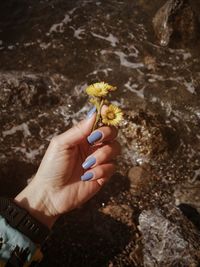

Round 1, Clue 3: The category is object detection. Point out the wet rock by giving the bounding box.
[139,208,200,267]
[100,204,135,227]
[128,163,160,196]
[120,110,170,162]
[0,72,68,111]
[153,0,199,46]
[0,0,29,31]
[0,72,77,190]
[143,55,157,72]
[190,0,200,22]
[0,0,199,266]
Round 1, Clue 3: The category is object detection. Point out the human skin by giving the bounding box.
[14,108,121,228]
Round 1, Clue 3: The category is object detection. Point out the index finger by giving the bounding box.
[87,126,118,145]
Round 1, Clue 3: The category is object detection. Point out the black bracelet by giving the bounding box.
[0,197,50,244]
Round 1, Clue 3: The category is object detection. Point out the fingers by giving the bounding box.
[87,126,118,145]
[81,140,121,185]
[81,163,116,183]
[49,104,117,149]
[82,141,121,170]
[49,105,117,149]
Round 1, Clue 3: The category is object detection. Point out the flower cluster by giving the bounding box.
[86,82,123,130]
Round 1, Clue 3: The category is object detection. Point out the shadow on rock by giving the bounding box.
[41,210,133,267]
[39,174,134,267]
[0,0,30,42]
[0,160,37,197]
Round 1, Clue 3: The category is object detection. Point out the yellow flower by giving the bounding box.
[86,82,116,97]
[89,97,100,108]
[102,104,123,126]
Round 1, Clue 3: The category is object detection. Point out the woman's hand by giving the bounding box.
[15,107,121,228]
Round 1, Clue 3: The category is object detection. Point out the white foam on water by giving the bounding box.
[183,80,196,94]
[194,168,200,180]
[54,106,73,125]
[196,111,200,119]
[91,32,119,47]
[13,145,45,161]
[39,42,51,50]
[160,62,174,67]
[182,52,192,60]
[124,79,144,99]
[147,73,166,82]
[128,44,140,57]
[88,68,112,76]
[48,7,77,35]
[72,104,91,124]
[72,27,85,40]
[24,42,35,47]
[147,74,195,95]
[114,51,144,69]
[74,82,88,95]
[169,76,196,95]
[8,45,15,50]
[49,14,71,33]
[3,123,31,138]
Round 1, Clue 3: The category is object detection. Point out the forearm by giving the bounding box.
[0,186,50,266]
[14,180,58,229]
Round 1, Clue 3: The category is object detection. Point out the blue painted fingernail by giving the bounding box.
[87,131,102,144]
[87,106,96,119]
[82,156,96,170]
[81,172,93,181]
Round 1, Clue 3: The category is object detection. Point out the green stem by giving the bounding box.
[92,98,104,131]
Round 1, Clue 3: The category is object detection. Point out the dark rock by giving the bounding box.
[139,208,200,267]
[0,72,75,192]
[178,204,200,230]
[153,0,199,46]
[174,181,200,213]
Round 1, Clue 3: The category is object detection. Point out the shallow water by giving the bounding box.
[0,0,200,266]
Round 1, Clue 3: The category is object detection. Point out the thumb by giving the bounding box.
[56,107,96,146]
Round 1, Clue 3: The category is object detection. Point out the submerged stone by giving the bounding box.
[0,0,199,266]
[153,0,199,46]
[120,110,173,163]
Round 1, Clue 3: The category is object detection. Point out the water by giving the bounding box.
[0,0,199,266]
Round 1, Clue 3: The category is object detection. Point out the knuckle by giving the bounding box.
[111,126,118,138]
[74,124,83,136]
[97,178,106,187]
[74,121,88,139]
[50,135,61,147]
[97,167,104,178]
[100,148,109,160]
[96,145,109,160]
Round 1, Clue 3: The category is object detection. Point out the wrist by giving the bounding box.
[14,180,58,229]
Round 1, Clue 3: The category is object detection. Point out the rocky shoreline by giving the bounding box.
[0,1,200,266]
